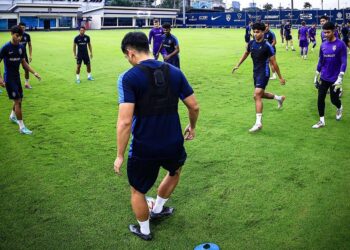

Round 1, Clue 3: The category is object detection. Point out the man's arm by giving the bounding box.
[182,94,199,140]
[155,42,163,58]
[148,30,153,45]
[28,41,32,62]
[73,43,77,59]
[232,50,250,73]
[0,59,4,87]
[164,45,179,60]
[114,103,134,175]
[21,59,41,80]
[269,56,286,85]
[88,42,93,59]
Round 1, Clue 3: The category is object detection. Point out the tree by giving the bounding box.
[158,0,181,8]
[304,2,312,9]
[263,3,273,11]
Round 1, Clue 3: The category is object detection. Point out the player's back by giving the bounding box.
[118,59,192,159]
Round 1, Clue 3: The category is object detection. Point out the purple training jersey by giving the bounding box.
[317,38,347,82]
[149,27,164,53]
[298,26,309,41]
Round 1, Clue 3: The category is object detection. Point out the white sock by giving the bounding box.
[152,195,168,214]
[76,74,80,80]
[88,73,91,78]
[25,79,29,84]
[291,46,294,50]
[274,95,282,101]
[137,219,150,235]
[273,73,276,78]
[256,113,262,125]
[320,116,325,124]
[338,105,343,111]
[10,110,16,118]
[18,120,25,129]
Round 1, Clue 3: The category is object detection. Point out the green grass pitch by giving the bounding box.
[0,28,350,249]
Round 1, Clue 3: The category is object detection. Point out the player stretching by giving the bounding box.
[308,23,317,51]
[232,23,286,132]
[312,22,347,129]
[0,26,41,135]
[73,26,93,84]
[148,19,164,60]
[18,22,33,89]
[284,21,295,51]
[298,21,309,59]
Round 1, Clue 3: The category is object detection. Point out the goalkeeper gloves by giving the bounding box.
[333,72,344,92]
[314,71,320,89]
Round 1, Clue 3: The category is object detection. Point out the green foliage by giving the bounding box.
[0,29,350,249]
[263,3,273,11]
[304,2,312,9]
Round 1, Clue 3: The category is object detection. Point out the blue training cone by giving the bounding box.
[194,243,220,250]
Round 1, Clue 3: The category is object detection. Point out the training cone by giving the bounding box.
[194,243,220,250]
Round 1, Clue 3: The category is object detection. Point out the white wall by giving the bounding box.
[89,15,102,29]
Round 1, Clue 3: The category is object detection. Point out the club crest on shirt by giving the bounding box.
[24,37,27,41]
[168,40,172,44]
[84,37,87,41]
[226,14,231,22]
[19,48,22,55]
[332,45,337,51]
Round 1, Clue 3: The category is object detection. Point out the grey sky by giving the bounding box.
[228,0,350,9]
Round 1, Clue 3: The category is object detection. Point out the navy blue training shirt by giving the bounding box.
[245,25,251,36]
[284,24,291,36]
[118,59,194,160]
[19,32,31,50]
[74,34,90,55]
[247,40,275,78]
[0,42,25,80]
[161,34,179,56]
[264,30,276,46]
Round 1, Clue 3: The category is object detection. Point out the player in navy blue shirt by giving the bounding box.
[114,32,199,240]
[19,22,33,89]
[245,21,253,44]
[284,21,295,51]
[280,21,285,43]
[156,23,180,68]
[264,23,278,80]
[73,26,93,83]
[232,23,286,132]
[0,26,41,135]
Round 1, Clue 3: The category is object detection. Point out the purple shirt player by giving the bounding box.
[312,22,347,129]
[317,38,347,82]
[298,22,309,58]
[148,20,165,60]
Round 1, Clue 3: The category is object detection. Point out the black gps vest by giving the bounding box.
[134,63,179,117]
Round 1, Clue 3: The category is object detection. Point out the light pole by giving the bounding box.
[182,0,185,26]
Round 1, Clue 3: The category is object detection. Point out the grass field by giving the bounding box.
[0,28,350,249]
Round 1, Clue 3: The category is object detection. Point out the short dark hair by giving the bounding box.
[18,22,26,27]
[252,22,266,31]
[153,19,159,23]
[11,25,23,35]
[322,22,335,30]
[80,26,86,30]
[320,15,329,21]
[162,23,171,29]
[121,32,149,54]
[265,22,270,26]
[301,21,306,25]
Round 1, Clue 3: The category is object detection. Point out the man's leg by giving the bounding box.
[24,69,31,89]
[86,61,94,80]
[130,187,151,235]
[13,99,31,134]
[76,64,81,83]
[290,40,295,51]
[152,168,182,214]
[330,84,342,120]
[313,81,328,128]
